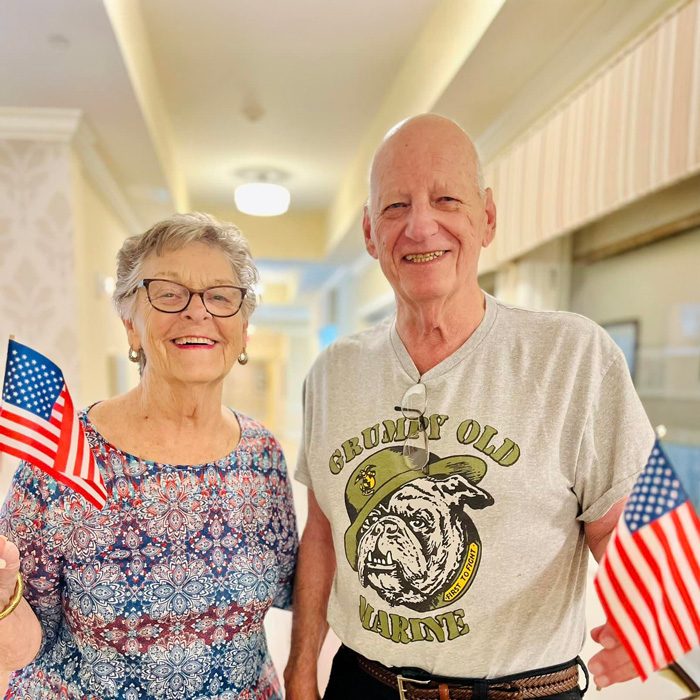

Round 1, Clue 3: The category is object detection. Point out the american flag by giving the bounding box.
[0,339,108,509]
[594,440,700,680]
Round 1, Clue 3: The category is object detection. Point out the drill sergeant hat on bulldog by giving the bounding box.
[344,447,494,613]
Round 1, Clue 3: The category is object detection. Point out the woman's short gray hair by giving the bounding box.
[113,212,259,373]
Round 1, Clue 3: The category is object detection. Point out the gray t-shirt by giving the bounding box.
[295,293,654,677]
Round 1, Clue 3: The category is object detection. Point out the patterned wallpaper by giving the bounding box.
[0,139,81,488]
[0,139,80,387]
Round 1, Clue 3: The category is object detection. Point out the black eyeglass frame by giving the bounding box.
[136,278,248,318]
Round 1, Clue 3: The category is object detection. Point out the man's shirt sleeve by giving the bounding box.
[574,352,655,523]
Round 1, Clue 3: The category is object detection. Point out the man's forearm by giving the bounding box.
[585,497,628,563]
[287,528,335,672]
[285,501,336,697]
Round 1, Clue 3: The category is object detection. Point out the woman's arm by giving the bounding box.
[0,536,42,671]
[0,462,65,673]
[269,442,299,611]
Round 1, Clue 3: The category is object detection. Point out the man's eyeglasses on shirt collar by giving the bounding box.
[395,382,429,472]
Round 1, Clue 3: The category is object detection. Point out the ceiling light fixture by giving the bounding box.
[234,169,290,217]
[235,183,290,217]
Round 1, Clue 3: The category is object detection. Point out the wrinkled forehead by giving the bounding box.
[370,136,478,203]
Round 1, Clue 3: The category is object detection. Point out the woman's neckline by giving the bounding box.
[82,402,246,470]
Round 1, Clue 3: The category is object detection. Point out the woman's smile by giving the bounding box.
[170,335,218,349]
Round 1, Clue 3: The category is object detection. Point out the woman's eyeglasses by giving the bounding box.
[136,279,248,318]
[395,382,429,472]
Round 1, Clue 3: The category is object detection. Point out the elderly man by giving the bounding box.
[285,114,654,699]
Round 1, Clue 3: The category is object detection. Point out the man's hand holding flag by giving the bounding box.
[593,435,700,694]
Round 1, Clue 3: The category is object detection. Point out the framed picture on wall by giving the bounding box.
[602,319,639,383]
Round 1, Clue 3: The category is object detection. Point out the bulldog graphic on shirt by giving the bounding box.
[344,447,494,613]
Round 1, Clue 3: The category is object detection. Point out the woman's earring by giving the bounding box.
[237,350,249,365]
[128,347,140,363]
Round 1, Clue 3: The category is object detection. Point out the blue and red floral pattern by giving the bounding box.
[0,410,298,700]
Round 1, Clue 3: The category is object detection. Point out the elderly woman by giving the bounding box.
[0,213,298,699]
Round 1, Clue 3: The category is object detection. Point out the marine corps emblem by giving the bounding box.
[355,466,377,496]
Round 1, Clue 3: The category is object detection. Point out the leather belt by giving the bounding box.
[356,654,582,700]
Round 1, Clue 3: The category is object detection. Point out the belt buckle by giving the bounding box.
[396,674,431,700]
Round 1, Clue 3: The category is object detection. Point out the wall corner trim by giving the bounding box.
[0,107,143,235]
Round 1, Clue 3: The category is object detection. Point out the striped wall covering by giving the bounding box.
[479,0,700,273]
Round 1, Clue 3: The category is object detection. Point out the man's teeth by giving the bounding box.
[173,337,215,346]
[405,251,446,263]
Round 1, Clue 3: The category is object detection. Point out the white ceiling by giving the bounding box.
[0,0,682,297]
[140,0,442,211]
[0,0,171,218]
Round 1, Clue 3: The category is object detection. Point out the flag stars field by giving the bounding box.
[625,455,682,532]
[3,350,65,420]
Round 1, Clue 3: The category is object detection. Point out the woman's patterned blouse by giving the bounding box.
[0,410,298,700]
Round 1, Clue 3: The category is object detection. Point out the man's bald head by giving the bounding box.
[361,113,497,308]
[368,114,485,213]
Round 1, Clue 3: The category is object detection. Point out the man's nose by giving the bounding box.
[404,202,439,241]
[183,292,211,320]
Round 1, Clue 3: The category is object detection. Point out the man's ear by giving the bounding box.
[437,475,494,511]
[482,188,497,249]
[363,205,378,259]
